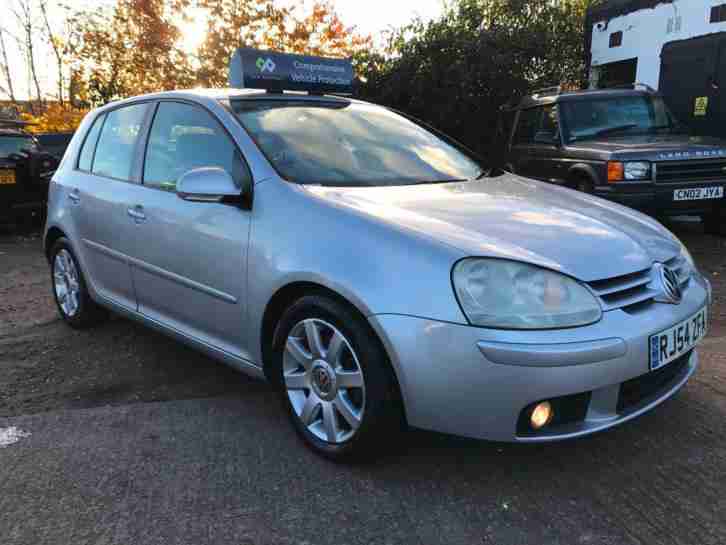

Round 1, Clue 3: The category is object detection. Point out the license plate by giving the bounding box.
[649,307,707,371]
[0,169,15,185]
[673,186,724,201]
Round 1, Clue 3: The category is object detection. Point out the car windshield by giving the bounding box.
[231,100,483,187]
[0,136,37,157]
[560,95,682,143]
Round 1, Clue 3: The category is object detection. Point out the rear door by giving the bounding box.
[118,100,253,358]
[71,103,150,311]
[660,34,721,137]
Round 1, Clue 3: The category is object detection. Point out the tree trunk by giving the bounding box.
[39,0,64,105]
[0,30,17,106]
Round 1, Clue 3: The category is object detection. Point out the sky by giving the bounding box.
[0,0,447,101]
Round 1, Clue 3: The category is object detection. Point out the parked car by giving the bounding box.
[498,84,726,235]
[36,132,75,161]
[0,122,59,226]
[45,62,711,459]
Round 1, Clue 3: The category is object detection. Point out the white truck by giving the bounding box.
[587,0,726,137]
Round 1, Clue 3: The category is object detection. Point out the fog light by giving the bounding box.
[530,401,553,430]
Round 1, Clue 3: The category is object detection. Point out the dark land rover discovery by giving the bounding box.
[499,85,726,235]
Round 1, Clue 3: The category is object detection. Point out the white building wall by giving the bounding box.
[590,0,726,88]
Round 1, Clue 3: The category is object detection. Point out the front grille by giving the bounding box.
[656,159,726,183]
[586,255,691,312]
[587,268,656,311]
[664,253,691,287]
[617,350,691,412]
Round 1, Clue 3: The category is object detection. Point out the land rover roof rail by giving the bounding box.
[600,82,657,93]
[530,85,562,99]
[0,119,35,129]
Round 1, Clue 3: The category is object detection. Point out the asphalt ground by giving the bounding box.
[1,219,725,545]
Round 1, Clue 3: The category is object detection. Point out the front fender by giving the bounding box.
[244,179,467,364]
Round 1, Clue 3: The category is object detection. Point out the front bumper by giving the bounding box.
[595,180,725,215]
[369,273,709,442]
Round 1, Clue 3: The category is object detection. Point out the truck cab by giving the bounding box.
[499,85,726,235]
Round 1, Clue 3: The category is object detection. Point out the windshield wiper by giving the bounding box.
[592,124,638,137]
[419,178,469,185]
[649,124,687,133]
[476,169,491,179]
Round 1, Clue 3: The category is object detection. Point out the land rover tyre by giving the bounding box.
[272,294,404,461]
[50,237,107,328]
[573,173,594,195]
[704,206,726,236]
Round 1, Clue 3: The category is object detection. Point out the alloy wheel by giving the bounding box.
[283,318,366,444]
[53,249,80,317]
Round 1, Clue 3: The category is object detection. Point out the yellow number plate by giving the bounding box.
[0,169,16,185]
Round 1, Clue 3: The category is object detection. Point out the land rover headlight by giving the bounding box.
[452,259,602,329]
[623,161,652,180]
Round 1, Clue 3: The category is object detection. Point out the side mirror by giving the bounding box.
[176,167,250,207]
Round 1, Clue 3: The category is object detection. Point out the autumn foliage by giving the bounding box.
[20,103,87,133]
[69,0,371,102]
[15,0,370,131]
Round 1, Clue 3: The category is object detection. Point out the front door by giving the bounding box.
[120,101,253,359]
[511,105,564,183]
[510,107,541,178]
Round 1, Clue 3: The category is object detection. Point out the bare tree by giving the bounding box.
[39,0,64,104]
[12,0,44,112]
[0,28,17,105]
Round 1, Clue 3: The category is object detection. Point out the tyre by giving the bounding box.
[271,295,404,461]
[50,237,107,328]
[574,176,594,194]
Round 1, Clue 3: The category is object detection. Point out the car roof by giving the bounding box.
[92,88,369,116]
[504,88,655,111]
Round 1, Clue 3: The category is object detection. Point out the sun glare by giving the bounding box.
[178,7,209,56]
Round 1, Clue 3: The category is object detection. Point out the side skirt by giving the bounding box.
[95,293,266,381]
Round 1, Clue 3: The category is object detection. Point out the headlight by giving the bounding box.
[623,161,651,180]
[452,259,602,329]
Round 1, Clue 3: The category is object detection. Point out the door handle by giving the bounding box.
[127,205,146,222]
[67,190,80,204]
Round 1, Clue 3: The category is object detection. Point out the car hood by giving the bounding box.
[305,174,681,282]
[568,133,726,159]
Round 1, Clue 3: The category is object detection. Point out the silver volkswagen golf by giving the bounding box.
[45,88,711,459]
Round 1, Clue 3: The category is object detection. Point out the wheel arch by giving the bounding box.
[566,164,599,188]
[44,226,67,262]
[259,281,404,411]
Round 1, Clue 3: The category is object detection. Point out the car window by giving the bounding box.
[231,100,482,187]
[92,104,148,181]
[77,114,105,172]
[535,105,560,145]
[144,102,244,191]
[513,108,540,145]
[560,95,678,142]
[0,136,37,157]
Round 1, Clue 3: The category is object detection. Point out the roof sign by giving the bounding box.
[229,48,353,95]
